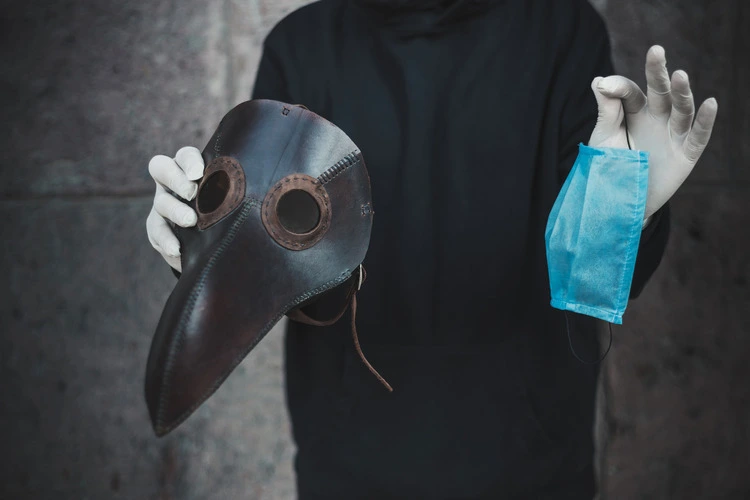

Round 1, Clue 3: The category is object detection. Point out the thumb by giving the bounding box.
[590,76,625,138]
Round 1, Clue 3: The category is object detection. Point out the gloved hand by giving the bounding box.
[587,45,718,221]
[146,146,205,272]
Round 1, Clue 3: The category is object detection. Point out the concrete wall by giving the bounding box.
[591,1,750,498]
[1,1,747,498]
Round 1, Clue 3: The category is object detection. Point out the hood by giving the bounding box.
[353,0,500,36]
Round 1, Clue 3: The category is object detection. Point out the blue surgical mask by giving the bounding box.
[545,143,649,330]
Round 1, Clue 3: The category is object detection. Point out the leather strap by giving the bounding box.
[287,265,392,392]
[349,292,393,392]
[286,265,364,326]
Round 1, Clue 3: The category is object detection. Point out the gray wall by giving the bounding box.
[592,1,750,498]
[0,1,747,499]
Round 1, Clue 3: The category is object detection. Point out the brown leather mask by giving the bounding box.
[145,100,390,437]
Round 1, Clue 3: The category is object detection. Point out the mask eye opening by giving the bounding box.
[197,170,230,214]
[276,189,321,234]
[195,156,246,231]
[262,174,331,251]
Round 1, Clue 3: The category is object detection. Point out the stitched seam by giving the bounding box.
[551,299,618,320]
[318,150,361,184]
[213,124,223,156]
[198,158,245,230]
[268,107,304,186]
[615,153,647,311]
[156,199,257,432]
[157,270,354,435]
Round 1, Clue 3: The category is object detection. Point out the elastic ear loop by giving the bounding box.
[624,101,633,150]
[564,102,629,365]
[564,311,613,365]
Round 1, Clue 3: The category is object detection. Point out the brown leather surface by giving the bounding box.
[285,265,361,327]
[145,100,373,436]
[261,174,331,250]
[195,156,245,230]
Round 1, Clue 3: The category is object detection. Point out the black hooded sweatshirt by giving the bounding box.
[247,0,670,497]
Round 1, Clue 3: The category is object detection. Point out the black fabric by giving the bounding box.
[296,454,596,500]
[249,0,671,497]
[631,202,671,299]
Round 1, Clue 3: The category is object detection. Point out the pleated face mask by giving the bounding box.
[545,143,649,328]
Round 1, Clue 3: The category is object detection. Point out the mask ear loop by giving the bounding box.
[624,101,633,150]
[564,103,628,365]
[564,311,613,365]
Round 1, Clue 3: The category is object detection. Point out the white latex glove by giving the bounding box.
[146,146,205,272]
[587,45,718,222]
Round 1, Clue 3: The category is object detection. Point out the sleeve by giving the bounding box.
[554,3,670,300]
[629,202,670,298]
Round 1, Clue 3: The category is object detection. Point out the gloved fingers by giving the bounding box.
[149,154,199,201]
[597,75,647,115]
[153,183,199,227]
[146,207,180,258]
[590,76,625,136]
[147,207,183,272]
[669,70,695,138]
[683,97,718,165]
[162,253,182,273]
[644,45,672,119]
[174,146,205,181]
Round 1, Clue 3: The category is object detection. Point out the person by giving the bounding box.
[145,0,717,498]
